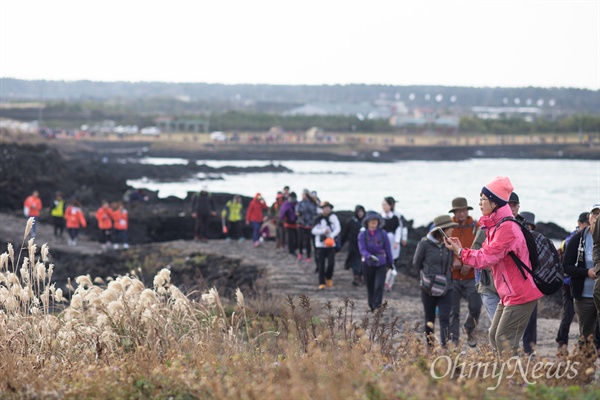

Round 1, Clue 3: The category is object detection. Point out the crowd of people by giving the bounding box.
[23,190,130,249]
[23,178,600,356]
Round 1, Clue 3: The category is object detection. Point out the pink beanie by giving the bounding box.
[481,176,514,207]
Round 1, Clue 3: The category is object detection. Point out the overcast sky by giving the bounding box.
[0,0,598,89]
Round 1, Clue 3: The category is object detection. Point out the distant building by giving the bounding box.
[283,102,392,119]
[470,106,542,121]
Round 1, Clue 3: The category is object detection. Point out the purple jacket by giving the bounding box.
[278,200,298,226]
[358,228,394,267]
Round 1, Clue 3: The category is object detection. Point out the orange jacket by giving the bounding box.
[24,195,42,217]
[65,206,87,229]
[451,216,479,280]
[112,208,128,230]
[95,206,114,230]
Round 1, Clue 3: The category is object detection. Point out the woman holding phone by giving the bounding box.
[444,176,543,356]
[413,215,457,348]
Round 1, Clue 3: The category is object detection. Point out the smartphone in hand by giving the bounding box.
[437,227,450,241]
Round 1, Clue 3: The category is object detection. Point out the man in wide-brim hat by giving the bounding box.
[448,196,482,348]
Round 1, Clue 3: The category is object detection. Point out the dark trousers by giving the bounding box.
[195,214,210,240]
[114,229,127,244]
[251,221,261,242]
[316,247,335,285]
[523,305,537,354]
[53,216,64,237]
[297,228,313,258]
[363,264,388,311]
[286,227,298,255]
[556,284,600,347]
[99,229,112,244]
[68,228,79,240]
[227,220,242,239]
[421,289,453,347]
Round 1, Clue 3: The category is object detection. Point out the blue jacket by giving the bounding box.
[358,228,394,267]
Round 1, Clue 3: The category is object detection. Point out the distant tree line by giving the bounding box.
[458,115,600,134]
[1,78,598,114]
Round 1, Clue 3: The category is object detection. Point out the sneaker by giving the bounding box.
[384,283,391,292]
[225,237,232,242]
[466,331,477,348]
[297,254,303,261]
[113,243,119,250]
[318,284,326,290]
[123,243,129,249]
[326,279,333,287]
[305,257,311,263]
[238,237,245,242]
[253,241,260,247]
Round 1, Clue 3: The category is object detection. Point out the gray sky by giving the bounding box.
[1,0,598,89]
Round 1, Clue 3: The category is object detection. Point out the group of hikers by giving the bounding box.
[23,191,130,248]
[191,177,600,357]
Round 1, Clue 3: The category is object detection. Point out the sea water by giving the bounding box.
[128,158,600,231]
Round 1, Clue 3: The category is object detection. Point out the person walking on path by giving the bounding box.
[380,197,408,291]
[95,200,114,249]
[556,211,593,352]
[191,186,216,242]
[279,192,299,256]
[311,201,341,290]
[65,199,86,246]
[50,191,66,238]
[112,201,129,249]
[564,203,600,356]
[340,205,366,286]
[358,211,394,312]
[296,189,318,262]
[414,215,457,348]
[444,176,543,356]
[448,197,482,348]
[246,193,268,247]
[23,190,42,238]
[270,192,286,251]
[222,195,244,242]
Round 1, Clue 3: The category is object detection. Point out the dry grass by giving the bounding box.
[0,219,599,399]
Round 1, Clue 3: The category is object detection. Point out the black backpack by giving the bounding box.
[497,217,563,295]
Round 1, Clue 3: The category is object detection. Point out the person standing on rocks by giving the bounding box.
[23,190,42,238]
[222,195,244,242]
[191,186,216,242]
[340,205,366,286]
[95,200,114,249]
[296,189,318,262]
[50,191,66,238]
[65,199,86,246]
[246,193,268,247]
[112,201,129,249]
[380,197,407,291]
[414,215,457,348]
[311,201,341,290]
[444,176,543,356]
[358,211,393,311]
[279,192,299,256]
[448,197,482,348]
[270,192,286,251]
[564,203,600,355]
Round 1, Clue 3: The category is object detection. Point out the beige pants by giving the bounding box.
[489,300,537,356]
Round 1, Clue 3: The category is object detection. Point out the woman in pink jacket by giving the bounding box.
[445,176,542,355]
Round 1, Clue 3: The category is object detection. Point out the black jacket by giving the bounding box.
[563,227,591,299]
[191,191,215,216]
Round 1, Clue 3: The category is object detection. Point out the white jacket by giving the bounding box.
[311,213,341,248]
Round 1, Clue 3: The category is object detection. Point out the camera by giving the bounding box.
[319,235,327,242]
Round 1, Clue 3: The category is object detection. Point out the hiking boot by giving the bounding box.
[466,330,477,348]
[326,279,333,287]
[318,284,326,290]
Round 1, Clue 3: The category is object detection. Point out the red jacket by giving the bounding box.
[246,196,268,223]
[24,195,42,217]
[65,206,87,229]
[461,205,543,306]
[95,206,114,230]
[112,208,128,230]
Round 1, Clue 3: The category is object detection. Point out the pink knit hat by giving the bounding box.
[481,176,514,207]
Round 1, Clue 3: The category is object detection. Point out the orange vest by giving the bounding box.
[24,195,42,217]
[65,206,87,229]
[95,206,114,230]
[112,208,128,230]
[452,216,479,280]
